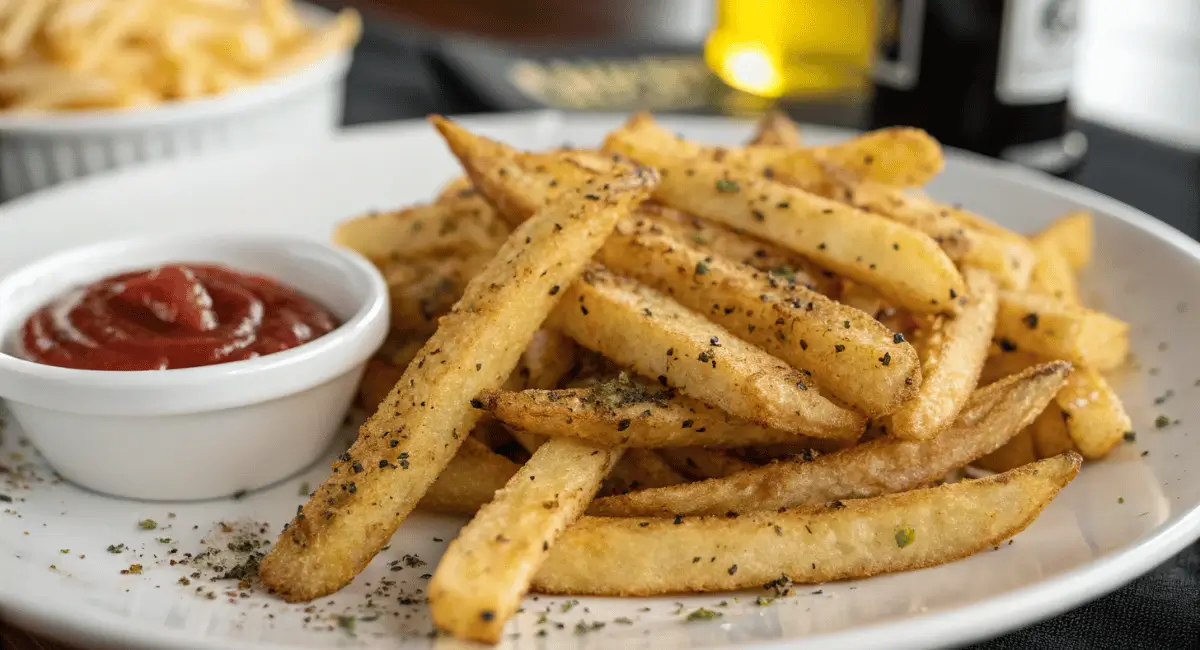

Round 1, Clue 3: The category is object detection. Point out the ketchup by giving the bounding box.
[20,264,338,371]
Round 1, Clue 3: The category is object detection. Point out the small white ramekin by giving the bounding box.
[0,8,350,200]
[0,234,388,501]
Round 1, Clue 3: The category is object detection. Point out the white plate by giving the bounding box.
[0,112,1198,650]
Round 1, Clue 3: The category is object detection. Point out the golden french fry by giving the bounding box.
[1053,367,1131,459]
[657,447,755,480]
[995,290,1129,371]
[603,114,965,314]
[810,127,944,187]
[1028,238,1081,305]
[418,437,518,516]
[437,175,476,201]
[535,453,1081,595]
[334,195,508,266]
[478,379,817,448]
[1030,406,1075,459]
[590,362,1069,517]
[747,110,802,147]
[0,0,48,62]
[358,358,405,411]
[550,265,867,440]
[430,438,621,643]
[603,449,688,496]
[501,329,579,392]
[974,428,1037,473]
[889,268,998,440]
[1034,210,1093,270]
[383,252,493,334]
[257,121,656,602]
[596,220,921,417]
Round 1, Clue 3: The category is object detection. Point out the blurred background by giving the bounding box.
[314,0,1199,238]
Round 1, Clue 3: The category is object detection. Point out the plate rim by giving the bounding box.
[1,111,1199,650]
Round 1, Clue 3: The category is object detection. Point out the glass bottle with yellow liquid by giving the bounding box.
[705,0,876,100]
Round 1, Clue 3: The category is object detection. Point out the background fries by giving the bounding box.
[0,0,361,112]
[270,115,1128,644]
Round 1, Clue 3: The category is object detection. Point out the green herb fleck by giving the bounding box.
[756,596,775,606]
[895,526,916,548]
[138,519,157,531]
[156,538,172,544]
[561,599,580,613]
[298,482,310,496]
[686,608,723,622]
[694,261,710,275]
[715,179,740,193]
[1118,497,1125,504]
[614,617,634,625]
[107,544,125,554]
[1155,415,1173,429]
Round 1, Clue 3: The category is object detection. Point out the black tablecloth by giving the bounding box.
[343,19,1200,649]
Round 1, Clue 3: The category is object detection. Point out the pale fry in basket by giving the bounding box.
[535,453,1081,595]
[603,115,964,313]
[550,265,867,439]
[430,438,621,642]
[995,290,1129,371]
[597,218,921,417]
[889,268,999,440]
[477,379,816,448]
[589,362,1069,517]
[257,125,656,602]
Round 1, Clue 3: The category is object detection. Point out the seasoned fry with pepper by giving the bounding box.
[995,290,1129,371]
[257,120,656,602]
[535,453,1081,595]
[603,114,964,313]
[550,265,867,440]
[589,362,1069,517]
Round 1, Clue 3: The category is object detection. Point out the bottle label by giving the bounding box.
[873,0,926,90]
[995,0,1079,105]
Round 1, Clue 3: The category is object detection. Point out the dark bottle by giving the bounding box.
[870,0,1087,177]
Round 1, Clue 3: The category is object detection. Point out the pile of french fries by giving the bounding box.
[262,111,1131,644]
[0,0,360,112]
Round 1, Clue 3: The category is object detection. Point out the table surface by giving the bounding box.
[3,16,1199,650]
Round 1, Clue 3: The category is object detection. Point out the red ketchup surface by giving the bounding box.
[20,264,338,371]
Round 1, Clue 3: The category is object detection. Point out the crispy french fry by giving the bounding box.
[747,110,802,147]
[996,290,1129,371]
[979,348,1041,386]
[603,449,688,496]
[1034,210,1093,270]
[1030,406,1075,459]
[658,447,756,480]
[0,0,48,62]
[383,252,492,334]
[637,204,833,293]
[478,380,817,448]
[417,437,518,516]
[889,268,998,439]
[334,195,508,266]
[358,358,405,411]
[810,127,944,187]
[257,122,656,602]
[1052,367,1131,459]
[588,362,1069,517]
[430,438,621,642]
[502,329,579,392]
[1028,238,1081,305]
[974,428,1037,473]
[535,453,1081,595]
[264,9,360,76]
[596,220,921,417]
[437,175,476,201]
[603,114,964,314]
[550,265,867,439]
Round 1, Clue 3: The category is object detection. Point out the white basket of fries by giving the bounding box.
[0,0,361,199]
